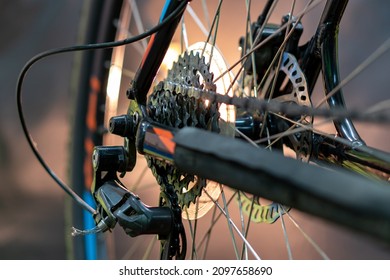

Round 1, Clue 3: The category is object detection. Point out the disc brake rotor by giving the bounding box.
[274,52,313,161]
[238,52,313,224]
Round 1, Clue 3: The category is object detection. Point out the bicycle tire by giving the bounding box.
[67,0,124,259]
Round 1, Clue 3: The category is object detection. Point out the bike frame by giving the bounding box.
[86,0,390,258]
[131,0,187,105]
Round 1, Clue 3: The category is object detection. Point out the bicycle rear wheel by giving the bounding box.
[67,0,124,259]
[68,0,390,259]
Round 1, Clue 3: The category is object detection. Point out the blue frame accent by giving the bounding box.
[159,0,173,22]
[83,191,98,260]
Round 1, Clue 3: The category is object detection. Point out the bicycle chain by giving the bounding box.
[159,179,186,259]
[179,83,390,123]
[149,76,389,125]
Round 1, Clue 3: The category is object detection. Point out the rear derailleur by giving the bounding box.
[73,142,186,260]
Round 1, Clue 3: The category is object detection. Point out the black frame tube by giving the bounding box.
[131,0,187,105]
[173,127,390,243]
[300,0,362,143]
[320,0,363,143]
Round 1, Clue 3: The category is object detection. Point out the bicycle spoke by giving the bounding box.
[192,199,201,259]
[180,17,189,52]
[196,190,237,256]
[226,0,279,98]
[121,67,136,79]
[220,185,240,259]
[204,189,262,260]
[279,204,293,260]
[257,0,311,96]
[214,0,325,84]
[183,208,199,260]
[237,191,248,260]
[264,115,308,150]
[234,126,259,147]
[282,206,329,260]
[258,0,296,141]
[244,0,259,98]
[270,112,359,150]
[201,0,211,30]
[128,0,147,50]
[201,204,218,259]
[200,0,223,62]
[240,193,257,260]
[113,22,145,55]
[186,5,209,39]
[365,99,390,115]
[316,37,390,108]
[255,113,344,146]
[105,3,133,128]
[185,1,234,84]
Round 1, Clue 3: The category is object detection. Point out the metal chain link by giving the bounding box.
[162,80,390,123]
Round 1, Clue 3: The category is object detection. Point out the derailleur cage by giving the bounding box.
[81,138,186,259]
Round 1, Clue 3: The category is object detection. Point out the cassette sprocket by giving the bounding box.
[146,51,220,208]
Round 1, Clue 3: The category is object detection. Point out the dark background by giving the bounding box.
[0,0,81,259]
[0,0,389,259]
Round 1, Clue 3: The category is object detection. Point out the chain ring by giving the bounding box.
[146,51,220,208]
